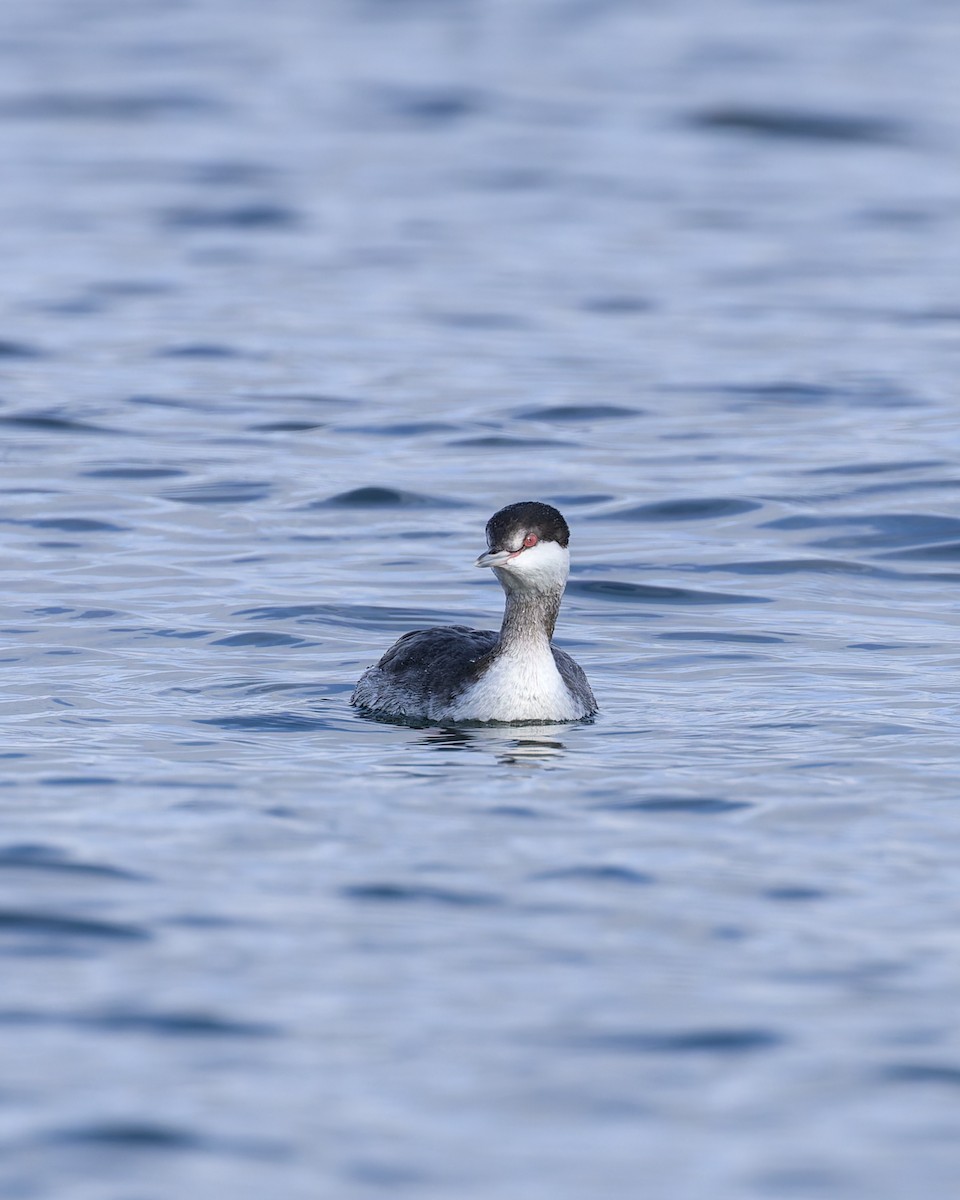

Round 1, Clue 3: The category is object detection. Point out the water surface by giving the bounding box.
[2,1,960,1197]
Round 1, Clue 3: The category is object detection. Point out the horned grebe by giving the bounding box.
[351,501,597,724]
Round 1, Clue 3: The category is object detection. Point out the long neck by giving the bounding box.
[497,584,563,650]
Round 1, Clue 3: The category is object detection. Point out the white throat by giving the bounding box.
[450,540,577,721]
[493,541,569,600]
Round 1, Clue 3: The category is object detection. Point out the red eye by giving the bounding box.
[523,533,538,548]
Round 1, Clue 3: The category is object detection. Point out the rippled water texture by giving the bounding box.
[2,1,960,1197]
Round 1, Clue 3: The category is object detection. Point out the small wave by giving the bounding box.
[90,279,176,298]
[0,339,43,358]
[763,886,827,902]
[529,865,653,885]
[692,380,919,409]
[0,1006,278,1038]
[567,580,767,605]
[846,477,960,499]
[0,411,120,435]
[341,883,500,907]
[688,106,905,144]
[879,1064,960,1087]
[450,435,569,449]
[580,296,653,315]
[2,90,225,121]
[0,909,150,941]
[152,628,211,639]
[163,203,300,230]
[315,486,448,508]
[162,481,271,504]
[600,796,750,815]
[805,459,943,477]
[549,493,615,506]
[702,557,893,577]
[196,713,333,732]
[765,511,960,551]
[213,632,305,647]
[236,602,460,629]
[569,1027,784,1054]
[39,1122,290,1159]
[874,540,960,561]
[427,311,529,330]
[601,497,759,521]
[368,84,483,125]
[84,1009,280,1038]
[157,343,245,358]
[657,631,785,644]
[248,420,327,432]
[0,844,144,881]
[340,421,457,436]
[47,1122,201,1150]
[83,465,185,478]
[514,404,642,421]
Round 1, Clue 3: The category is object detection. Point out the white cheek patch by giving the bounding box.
[505,541,570,591]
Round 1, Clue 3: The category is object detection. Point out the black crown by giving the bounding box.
[485,501,570,551]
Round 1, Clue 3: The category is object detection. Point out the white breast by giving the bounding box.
[449,640,580,723]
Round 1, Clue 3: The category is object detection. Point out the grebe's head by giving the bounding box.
[475,501,570,592]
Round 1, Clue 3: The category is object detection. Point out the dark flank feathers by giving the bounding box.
[353,625,498,717]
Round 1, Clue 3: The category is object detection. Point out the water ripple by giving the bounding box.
[875,540,960,561]
[716,557,892,578]
[2,90,225,120]
[197,713,334,732]
[880,1064,960,1087]
[0,845,145,881]
[236,603,459,628]
[657,631,786,644]
[570,1028,785,1054]
[0,411,120,435]
[0,1007,279,1037]
[163,203,300,230]
[514,404,642,422]
[765,512,960,551]
[341,883,501,907]
[40,1122,289,1160]
[83,466,184,479]
[601,498,760,521]
[689,106,906,144]
[0,339,44,358]
[316,486,449,508]
[162,481,271,505]
[599,796,751,815]
[14,517,126,533]
[213,632,306,648]
[0,910,150,942]
[529,866,654,885]
[567,580,768,605]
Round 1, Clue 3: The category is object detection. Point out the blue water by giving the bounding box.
[2,1,960,1196]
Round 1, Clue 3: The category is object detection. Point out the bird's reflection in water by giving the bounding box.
[498,737,566,767]
[416,727,475,752]
[416,726,568,766]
